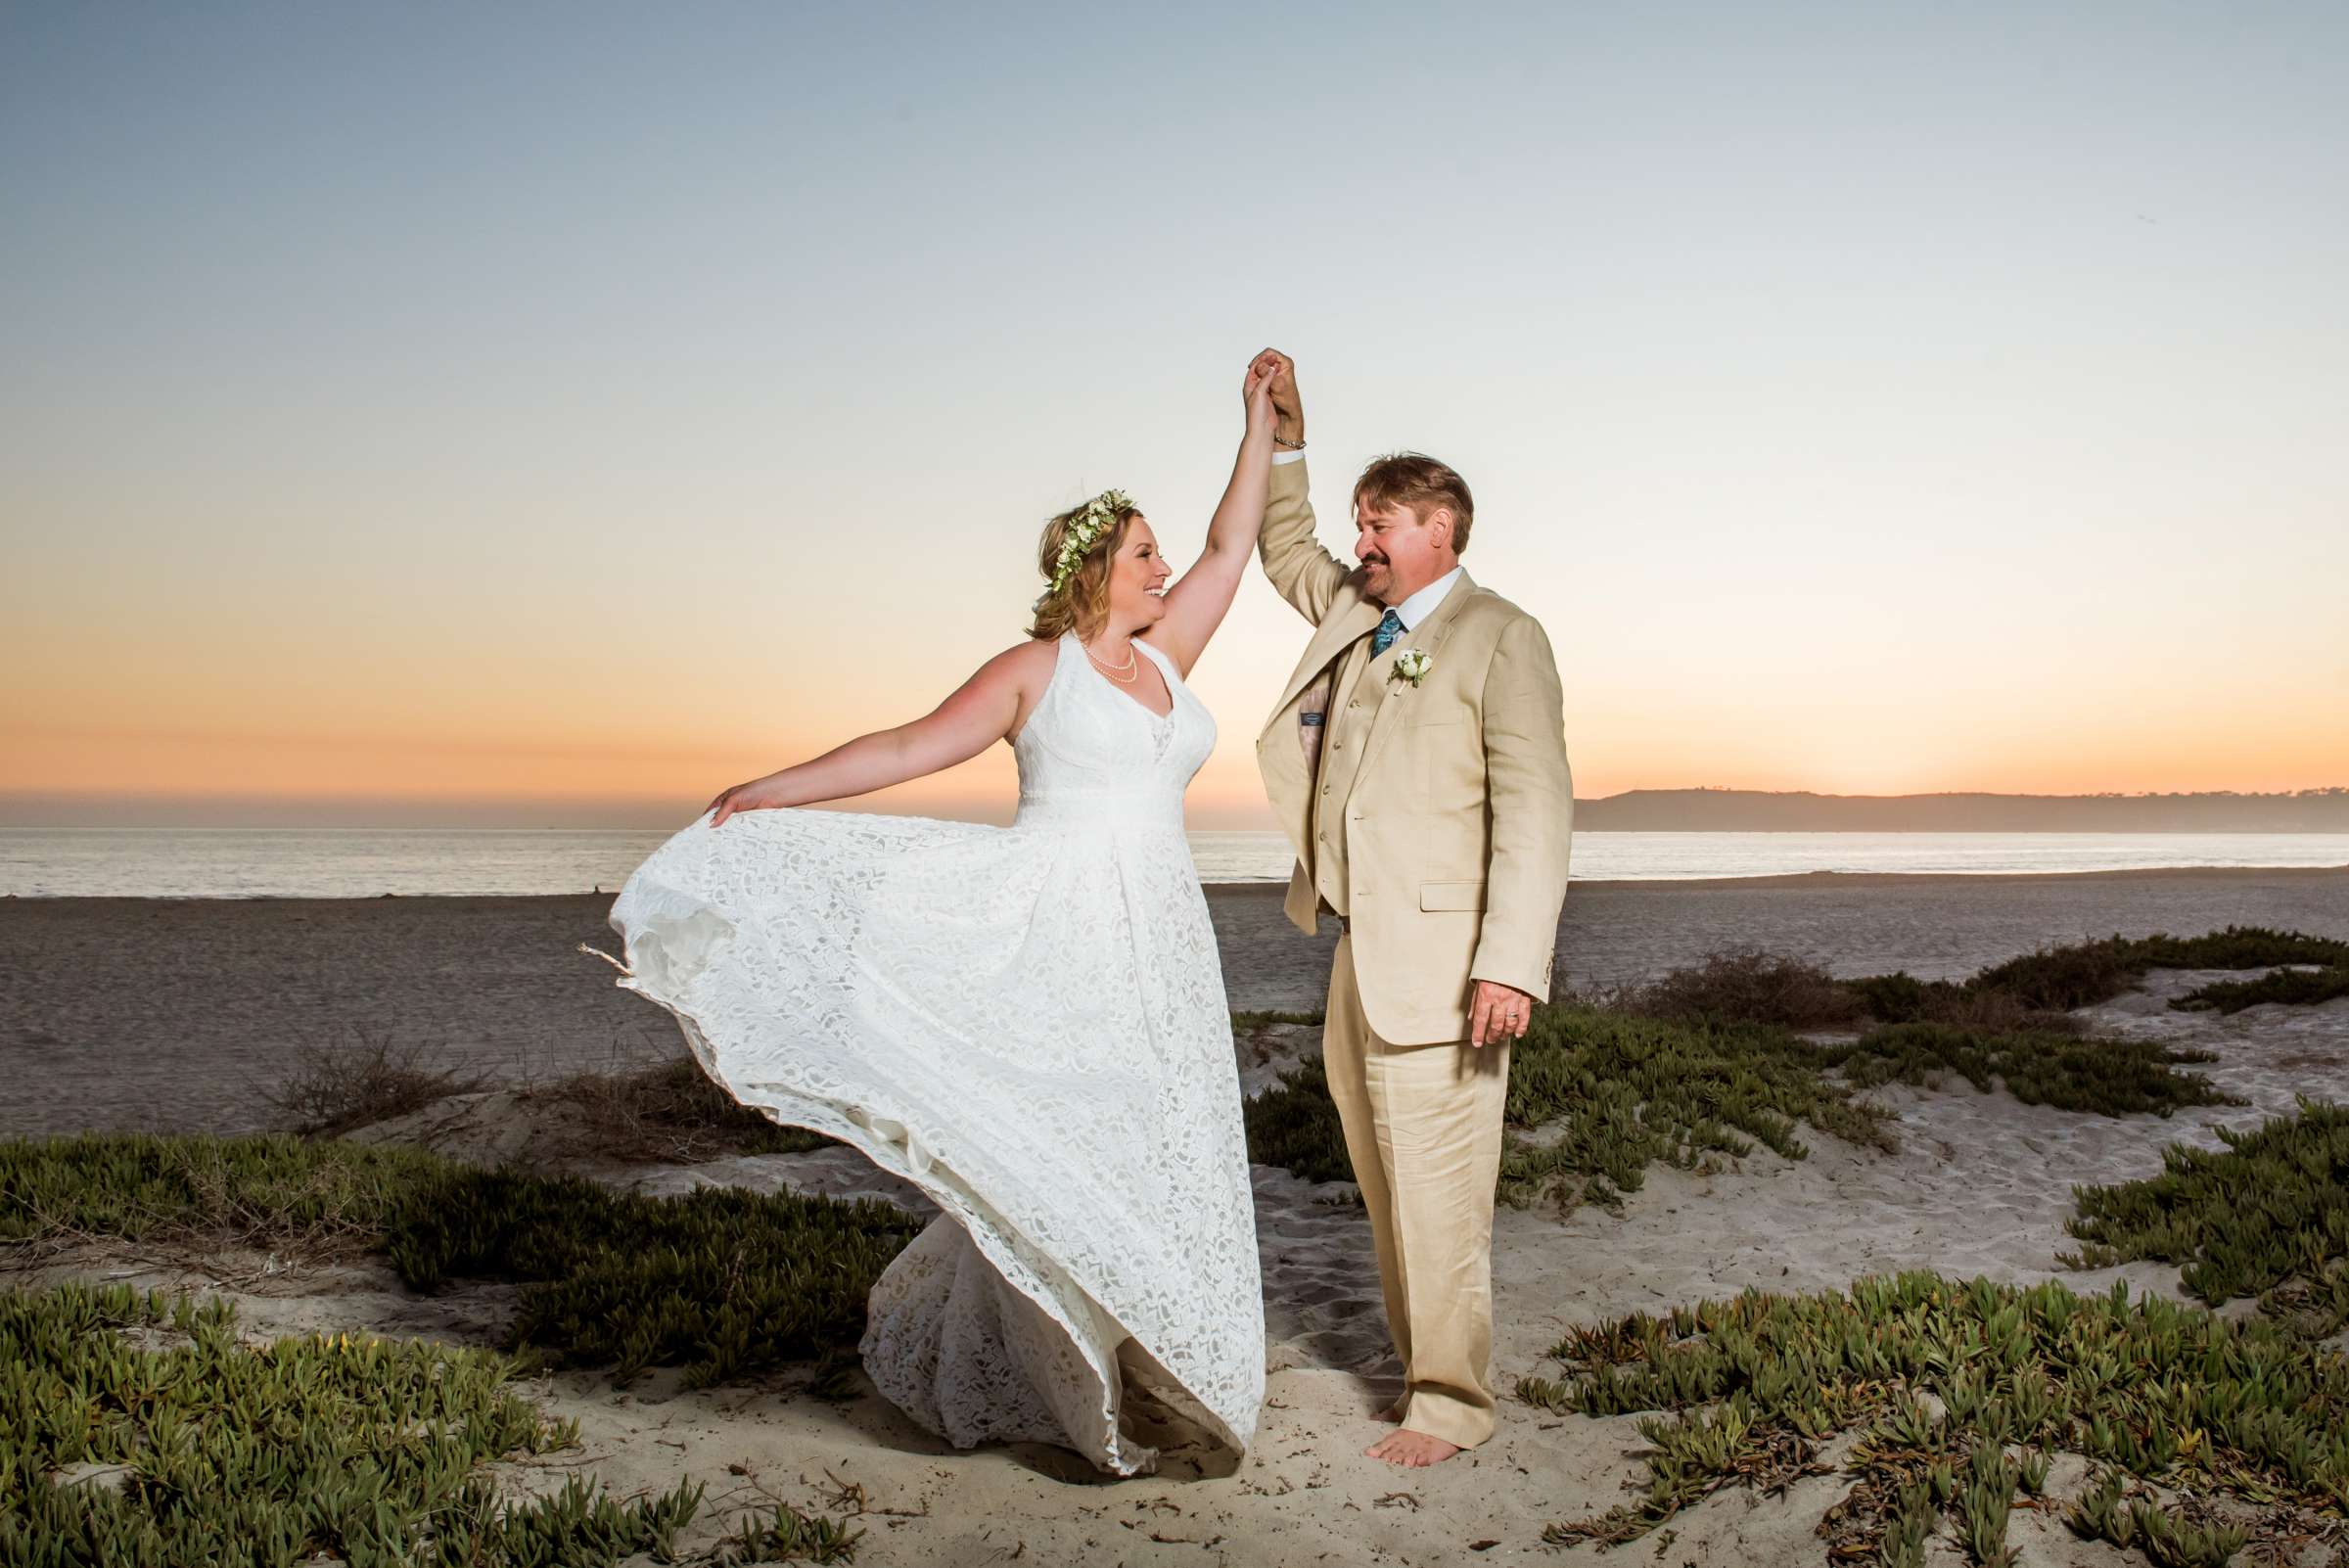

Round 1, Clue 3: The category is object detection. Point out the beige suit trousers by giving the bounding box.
[1322,932,1511,1449]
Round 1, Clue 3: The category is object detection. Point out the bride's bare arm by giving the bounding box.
[706,640,1057,826]
[1144,349,1280,676]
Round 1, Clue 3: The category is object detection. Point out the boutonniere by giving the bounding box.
[1390,648,1432,688]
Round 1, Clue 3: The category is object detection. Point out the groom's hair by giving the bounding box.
[1354,453,1476,554]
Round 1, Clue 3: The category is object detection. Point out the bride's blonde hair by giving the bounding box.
[1028,493,1141,642]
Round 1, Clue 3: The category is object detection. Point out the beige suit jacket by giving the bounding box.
[1255,457,1574,1044]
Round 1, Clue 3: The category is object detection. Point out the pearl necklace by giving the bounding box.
[1084,637,1140,684]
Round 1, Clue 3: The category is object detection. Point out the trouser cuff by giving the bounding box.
[1400,1390,1496,1450]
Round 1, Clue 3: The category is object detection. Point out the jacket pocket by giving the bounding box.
[1419,879,1488,912]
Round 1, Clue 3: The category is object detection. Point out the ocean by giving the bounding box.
[3,828,2345,899]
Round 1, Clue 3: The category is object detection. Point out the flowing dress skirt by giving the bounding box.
[597,800,1265,1474]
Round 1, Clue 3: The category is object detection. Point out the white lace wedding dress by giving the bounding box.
[593,631,1265,1475]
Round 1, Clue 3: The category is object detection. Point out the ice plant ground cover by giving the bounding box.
[0,1277,716,1566]
[1871,926,2349,1017]
[2062,1096,2349,1336]
[2174,965,2349,1015]
[1247,928,2349,1565]
[5,924,2344,1563]
[0,1132,923,1385]
[1,1134,910,1563]
[1243,928,2349,1210]
[1518,1269,2349,1568]
[1588,926,2349,1031]
[1243,1000,2235,1209]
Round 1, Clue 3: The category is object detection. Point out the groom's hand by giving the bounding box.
[1468,979,1534,1046]
[1258,347,1305,447]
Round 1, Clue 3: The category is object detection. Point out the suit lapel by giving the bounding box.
[1356,571,1476,778]
[1263,596,1382,737]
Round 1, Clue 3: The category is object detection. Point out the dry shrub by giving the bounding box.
[1845,972,2084,1036]
[534,1057,833,1163]
[1965,940,2142,1012]
[1923,985,2082,1035]
[263,1031,834,1166]
[261,1030,491,1138]
[1603,948,1866,1031]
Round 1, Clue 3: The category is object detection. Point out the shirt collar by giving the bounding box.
[1387,565,1463,631]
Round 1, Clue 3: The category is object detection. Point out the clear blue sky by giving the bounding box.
[4,2,2344,826]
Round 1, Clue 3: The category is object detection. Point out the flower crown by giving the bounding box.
[1044,488,1135,597]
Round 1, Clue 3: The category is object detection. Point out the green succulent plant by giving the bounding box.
[2,1277,733,1566]
[2064,1097,2349,1329]
[1522,1270,2342,1568]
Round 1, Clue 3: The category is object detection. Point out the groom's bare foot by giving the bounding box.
[1365,1428,1461,1467]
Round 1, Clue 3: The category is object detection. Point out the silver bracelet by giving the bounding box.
[1271,432,1306,450]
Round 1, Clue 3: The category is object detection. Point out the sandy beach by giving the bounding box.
[7,866,2349,1564]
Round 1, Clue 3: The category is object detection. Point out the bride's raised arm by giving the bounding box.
[706,640,1056,826]
[1142,349,1280,676]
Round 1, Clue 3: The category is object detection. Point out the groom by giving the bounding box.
[1252,350,1573,1467]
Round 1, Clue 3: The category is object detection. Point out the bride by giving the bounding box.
[591,350,1284,1475]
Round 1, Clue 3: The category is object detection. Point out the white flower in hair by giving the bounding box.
[1045,489,1135,597]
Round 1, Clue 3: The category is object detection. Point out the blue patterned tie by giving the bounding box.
[1370,607,1405,658]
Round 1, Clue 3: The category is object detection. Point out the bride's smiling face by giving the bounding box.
[1106,518,1173,629]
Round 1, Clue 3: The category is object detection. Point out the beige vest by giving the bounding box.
[1309,634,1378,915]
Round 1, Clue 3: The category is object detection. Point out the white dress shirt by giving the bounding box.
[1386,565,1462,627]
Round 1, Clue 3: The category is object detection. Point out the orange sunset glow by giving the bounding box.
[6,7,2345,832]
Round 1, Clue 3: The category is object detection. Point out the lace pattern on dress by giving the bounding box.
[599,632,1265,1475]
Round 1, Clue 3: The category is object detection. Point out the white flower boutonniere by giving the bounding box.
[1390,648,1432,688]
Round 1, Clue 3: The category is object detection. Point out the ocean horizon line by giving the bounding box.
[6,827,2348,900]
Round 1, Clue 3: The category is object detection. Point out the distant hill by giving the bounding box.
[1576,788,2349,833]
